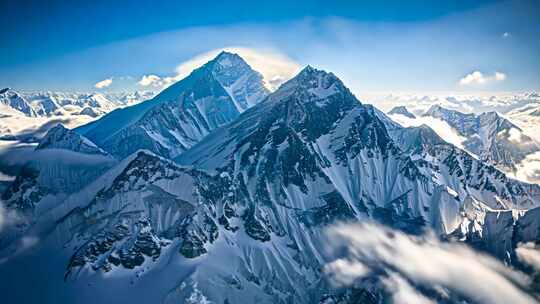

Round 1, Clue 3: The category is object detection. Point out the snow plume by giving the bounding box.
[459,71,506,86]
[323,222,538,304]
[94,78,113,89]
[138,47,300,91]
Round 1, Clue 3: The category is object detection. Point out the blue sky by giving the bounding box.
[1,0,539,93]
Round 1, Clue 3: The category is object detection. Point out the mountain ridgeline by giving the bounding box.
[1,52,539,304]
[76,51,269,159]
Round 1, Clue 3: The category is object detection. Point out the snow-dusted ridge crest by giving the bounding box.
[76,51,269,159]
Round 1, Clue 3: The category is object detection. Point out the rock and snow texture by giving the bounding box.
[77,51,269,159]
[0,89,154,118]
[0,88,37,117]
[387,105,416,118]
[421,105,540,179]
[388,103,540,183]
[36,124,108,156]
[1,60,540,304]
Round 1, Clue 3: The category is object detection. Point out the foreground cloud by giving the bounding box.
[515,151,540,184]
[459,71,506,86]
[516,242,540,272]
[323,222,537,304]
[138,47,300,91]
[94,78,113,89]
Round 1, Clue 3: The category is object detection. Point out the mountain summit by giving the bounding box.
[76,52,269,158]
[36,124,108,155]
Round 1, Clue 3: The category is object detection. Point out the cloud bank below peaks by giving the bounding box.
[323,222,538,304]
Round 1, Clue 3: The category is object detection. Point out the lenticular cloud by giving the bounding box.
[323,222,538,304]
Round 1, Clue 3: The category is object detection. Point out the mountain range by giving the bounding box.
[1,52,539,304]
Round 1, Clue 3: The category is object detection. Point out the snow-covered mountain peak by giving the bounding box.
[0,87,37,117]
[424,104,469,118]
[36,124,108,155]
[76,52,269,159]
[388,105,416,118]
[213,51,246,69]
[477,111,517,130]
[268,65,350,105]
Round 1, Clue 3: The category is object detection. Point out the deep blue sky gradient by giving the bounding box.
[1,0,539,92]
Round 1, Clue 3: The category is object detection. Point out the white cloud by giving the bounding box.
[507,128,524,143]
[94,78,113,89]
[323,222,537,304]
[459,71,507,86]
[495,72,507,81]
[516,242,540,271]
[514,151,540,184]
[137,74,164,87]
[139,47,300,91]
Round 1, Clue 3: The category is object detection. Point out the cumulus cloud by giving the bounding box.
[94,78,113,89]
[138,47,300,91]
[459,71,507,86]
[137,74,164,87]
[323,222,537,304]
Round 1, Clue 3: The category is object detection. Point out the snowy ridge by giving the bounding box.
[77,52,269,159]
[36,124,108,156]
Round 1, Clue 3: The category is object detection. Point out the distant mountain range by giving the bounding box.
[0,88,155,118]
[387,104,540,184]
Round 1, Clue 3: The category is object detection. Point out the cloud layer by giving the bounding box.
[323,222,537,304]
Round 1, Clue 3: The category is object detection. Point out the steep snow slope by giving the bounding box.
[77,52,269,159]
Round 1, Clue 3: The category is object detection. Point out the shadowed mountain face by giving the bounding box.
[1,56,539,304]
[77,51,269,159]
